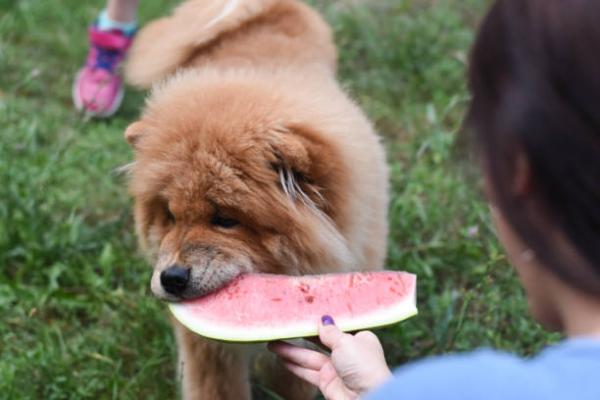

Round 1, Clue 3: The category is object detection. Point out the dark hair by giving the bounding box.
[466,0,600,294]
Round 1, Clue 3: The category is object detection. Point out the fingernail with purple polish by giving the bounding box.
[321,315,335,325]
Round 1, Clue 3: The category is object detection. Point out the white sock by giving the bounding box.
[97,9,137,35]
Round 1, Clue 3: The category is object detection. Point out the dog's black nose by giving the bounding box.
[160,265,190,296]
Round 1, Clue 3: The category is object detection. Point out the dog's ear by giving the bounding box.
[124,121,146,148]
[271,128,310,173]
[271,124,340,209]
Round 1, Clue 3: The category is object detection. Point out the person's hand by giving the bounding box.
[268,315,392,400]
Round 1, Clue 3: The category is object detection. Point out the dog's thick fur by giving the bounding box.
[124,0,389,398]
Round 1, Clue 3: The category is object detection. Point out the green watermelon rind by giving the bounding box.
[168,279,417,343]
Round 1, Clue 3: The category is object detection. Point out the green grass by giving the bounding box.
[0,0,559,398]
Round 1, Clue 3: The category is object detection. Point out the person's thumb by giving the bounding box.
[318,315,347,350]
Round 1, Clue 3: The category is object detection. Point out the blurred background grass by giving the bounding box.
[0,0,559,398]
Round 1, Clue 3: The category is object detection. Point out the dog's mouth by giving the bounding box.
[151,263,250,302]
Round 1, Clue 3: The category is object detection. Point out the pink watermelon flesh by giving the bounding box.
[169,271,417,342]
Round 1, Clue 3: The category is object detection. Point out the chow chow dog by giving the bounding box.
[123,0,389,398]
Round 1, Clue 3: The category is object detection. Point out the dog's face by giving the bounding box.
[125,76,352,301]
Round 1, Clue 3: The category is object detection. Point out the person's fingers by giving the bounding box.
[281,361,321,387]
[354,330,381,345]
[318,315,348,350]
[268,341,329,370]
[319,362,355,400]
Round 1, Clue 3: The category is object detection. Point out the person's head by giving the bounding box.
[467,0,600,330]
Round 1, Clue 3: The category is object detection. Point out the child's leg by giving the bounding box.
[73,0,140,118]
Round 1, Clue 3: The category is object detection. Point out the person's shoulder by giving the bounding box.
[399,348,530,389]
[366,348,534,400]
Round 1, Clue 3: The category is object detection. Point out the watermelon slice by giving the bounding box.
[169,271,417,342]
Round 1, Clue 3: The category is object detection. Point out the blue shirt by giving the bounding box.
[366,339,600,400]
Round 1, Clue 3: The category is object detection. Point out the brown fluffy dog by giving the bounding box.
[123,0,389,398]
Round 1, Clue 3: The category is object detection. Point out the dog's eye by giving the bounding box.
[166,208,176,224]
[211,214,239,229]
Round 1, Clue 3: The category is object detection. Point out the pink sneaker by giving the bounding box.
[73,26,134,118]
